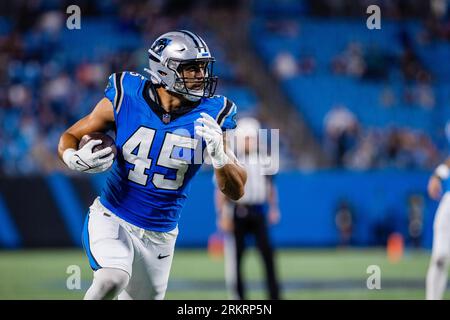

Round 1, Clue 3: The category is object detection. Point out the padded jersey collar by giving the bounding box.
[142,80,201,123]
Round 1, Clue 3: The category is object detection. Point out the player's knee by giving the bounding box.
[94,268,129,295]
[103,276,128,293]
[432,255,450,269]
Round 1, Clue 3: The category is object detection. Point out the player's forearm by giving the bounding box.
[428,175,443,200]
[215,163,246,201]
[58,132,80,162]
[57,98,115,163]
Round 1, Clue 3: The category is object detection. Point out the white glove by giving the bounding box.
[195,112,229,169]
[63,139,114,174]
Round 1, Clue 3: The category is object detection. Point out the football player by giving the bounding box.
[426,157,450,299]
[57,30,247,300]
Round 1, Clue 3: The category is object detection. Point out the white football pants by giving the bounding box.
[426,192,450,300]
[82,197,178,300]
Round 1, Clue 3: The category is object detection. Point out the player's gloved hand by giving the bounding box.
[195,112,229,169]
[62,140,114,174]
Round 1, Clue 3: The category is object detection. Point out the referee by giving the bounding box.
[215,117,281,300]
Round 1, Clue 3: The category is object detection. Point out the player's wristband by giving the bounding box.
[62,148,76,168]
[434,164,449,181]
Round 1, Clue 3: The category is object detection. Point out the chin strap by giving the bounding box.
[181,91,202,102]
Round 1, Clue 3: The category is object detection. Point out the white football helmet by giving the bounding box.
[145,30,218,101]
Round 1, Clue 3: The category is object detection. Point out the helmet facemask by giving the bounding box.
[167,58,218,101]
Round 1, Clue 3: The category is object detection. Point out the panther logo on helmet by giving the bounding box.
[151,38,172,56]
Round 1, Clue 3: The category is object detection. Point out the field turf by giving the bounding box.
[0,248,447,300]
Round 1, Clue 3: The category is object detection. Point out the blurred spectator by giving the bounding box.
[421,0,450,42]
[407,194,424,248]
[431,0,448,19]
[380,86,397,108]
[273,51,299,79]
[403,83,436,109]
[324,105,359,166]
[335,199,354,247]
[399,28,432,83]
[362,45,390,80]
[346,127,439,170]
[264,19,299,38]
[331,42,366,78]
[344,130,379,169]
[400,47,432,82]
[298,54,316,75]
[416,83,436,109]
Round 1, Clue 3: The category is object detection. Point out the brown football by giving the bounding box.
[78,132,117,158]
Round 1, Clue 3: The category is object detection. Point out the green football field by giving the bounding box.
[0,248,448,300]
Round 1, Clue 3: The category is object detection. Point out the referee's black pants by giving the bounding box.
[232,204,280,300]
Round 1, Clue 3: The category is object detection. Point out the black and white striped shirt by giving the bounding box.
[235,153,272,205]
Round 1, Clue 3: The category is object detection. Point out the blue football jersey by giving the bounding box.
[99,71,237,232]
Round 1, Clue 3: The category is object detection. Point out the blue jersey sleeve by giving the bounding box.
[104,74,116,106]
[217,97,237,131]
[104,72,126,120]
[104,71,146,120]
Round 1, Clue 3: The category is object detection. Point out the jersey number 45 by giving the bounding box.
[122,126,198,190]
